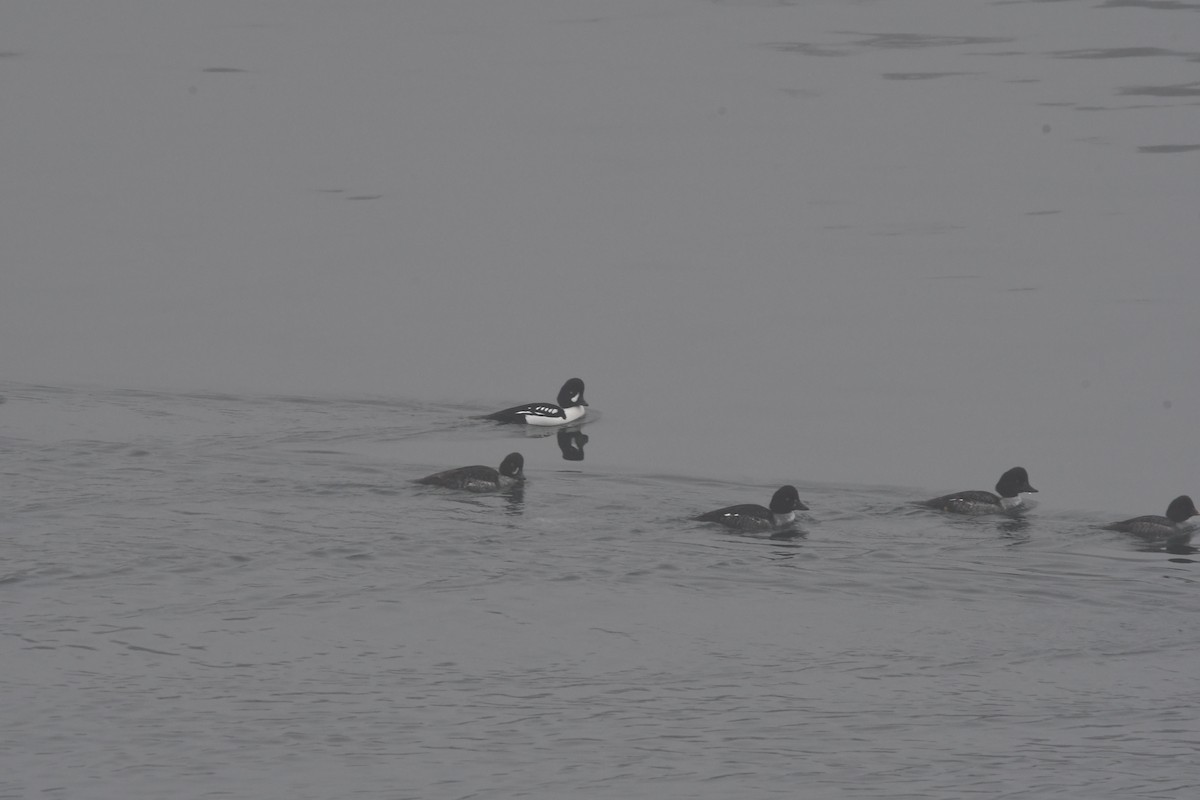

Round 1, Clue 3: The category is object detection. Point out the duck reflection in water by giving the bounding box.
[503,484,526,516]
[557,428,589,462]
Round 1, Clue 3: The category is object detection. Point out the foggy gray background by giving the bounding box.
[3,0,1198,512]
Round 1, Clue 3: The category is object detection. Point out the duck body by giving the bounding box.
[920,467,1038,516]
[695,485,808,531]
[1104,495,1198,539]
[485,378,587,427]
[415,452,525,492]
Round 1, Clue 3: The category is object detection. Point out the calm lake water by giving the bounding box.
[2,0,1199,796]
[3,382,1198,799]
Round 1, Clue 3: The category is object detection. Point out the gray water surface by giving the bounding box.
[3,383,1198,799]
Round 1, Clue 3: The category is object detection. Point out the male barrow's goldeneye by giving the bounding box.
[695,485,808,531]
[415,452,525,492]
[484,378,587,426]
[920,466,1037,515]
[1103,495,1198,548]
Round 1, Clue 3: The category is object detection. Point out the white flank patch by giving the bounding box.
[525,405,586,426]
